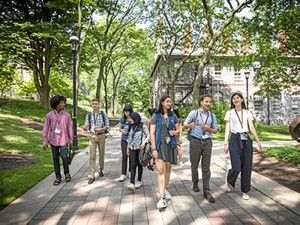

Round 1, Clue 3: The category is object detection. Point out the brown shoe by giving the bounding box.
[204,191,215,203]
[53,178,61,186]
[65,173,71,182]
[88,177,95,184]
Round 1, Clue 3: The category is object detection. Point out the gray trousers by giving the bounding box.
[189,138,212,192]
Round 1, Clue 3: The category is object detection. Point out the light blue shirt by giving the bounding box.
[185,109,218,139]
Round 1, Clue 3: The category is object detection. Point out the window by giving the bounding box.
[234,67,242,82]
[214,64,222,79]
[253,95,262,111]
[272,99,281,114]
[291,95,299,115]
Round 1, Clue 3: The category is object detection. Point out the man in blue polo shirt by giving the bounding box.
[184,94,218,203]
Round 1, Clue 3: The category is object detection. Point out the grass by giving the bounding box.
[0,98,89,210]
[182,123,292,141]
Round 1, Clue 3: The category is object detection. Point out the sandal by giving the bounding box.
[53,178,61,186]
[65,173,71,182]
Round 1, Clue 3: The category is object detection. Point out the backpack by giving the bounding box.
[139,124,153,167]
[88,111,109,134]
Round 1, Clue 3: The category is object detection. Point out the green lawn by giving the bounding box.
[0,98,89,210]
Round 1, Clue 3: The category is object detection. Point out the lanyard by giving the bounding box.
[234,109,243,129]
[54,110,61,125]
[199,110,209,125]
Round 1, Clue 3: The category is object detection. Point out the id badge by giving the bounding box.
[165,136,170,144]
[54,127,61,134]
[202,132,209,139]
[240,133,248,141]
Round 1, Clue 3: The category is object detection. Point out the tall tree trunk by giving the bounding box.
[96,57,106,100]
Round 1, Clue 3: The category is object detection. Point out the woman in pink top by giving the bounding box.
[42,95,73,186]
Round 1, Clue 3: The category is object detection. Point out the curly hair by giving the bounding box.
[50,95,66,109]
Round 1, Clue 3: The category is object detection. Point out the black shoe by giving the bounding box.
[99,170,104,177]
[193,184,200,192]
[147,164,154,171]
[204,191,215,203]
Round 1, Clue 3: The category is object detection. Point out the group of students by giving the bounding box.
[42,92,262,210]
[115,92,262,209]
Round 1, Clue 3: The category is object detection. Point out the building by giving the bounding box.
[150,51,299,125]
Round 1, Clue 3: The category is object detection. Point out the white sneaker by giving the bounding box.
[135,181,142,189]
[119,174,126,182]
[127,183,135,191]
[157,198,167,209]
[242,192,249,200]
[179,161,185,167]
[164,189,172,200]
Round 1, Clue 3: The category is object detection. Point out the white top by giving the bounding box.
[224,109,253,133]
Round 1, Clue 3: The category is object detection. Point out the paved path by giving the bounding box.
[0,126,299,225]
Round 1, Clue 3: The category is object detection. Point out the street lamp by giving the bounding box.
[69,34,79,150]
[244,72,250,109]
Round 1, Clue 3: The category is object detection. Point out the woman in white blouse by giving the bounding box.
[224,92,263,200]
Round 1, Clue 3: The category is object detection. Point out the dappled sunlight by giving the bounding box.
[2,135,29,144]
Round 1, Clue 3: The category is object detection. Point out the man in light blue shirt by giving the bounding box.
[184,94,218,203]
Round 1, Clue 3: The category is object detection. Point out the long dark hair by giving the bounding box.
[157,95,172,115]
[230,92,246,109]
[122,104,133,123]
[50,95,66,109]
[148,108,157,117]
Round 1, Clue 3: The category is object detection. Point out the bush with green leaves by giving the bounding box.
[263,146,300,168]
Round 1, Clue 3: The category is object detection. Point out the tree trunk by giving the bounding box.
[96,57,106,100]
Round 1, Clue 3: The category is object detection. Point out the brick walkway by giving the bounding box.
[0,127,299,225]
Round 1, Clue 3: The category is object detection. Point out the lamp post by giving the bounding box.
[245,72,250,109]
[69,34,79,150]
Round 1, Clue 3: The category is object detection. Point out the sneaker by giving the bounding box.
[179,161,185,167]
[135,181,143,189]
[204,191,215,203]
[242,192,249,200]
[65,173,71,182]
[127,183,135,191]
[164,189,172,200]
[119,174,126,182]
[88,177,95,184]
[157,198,167,209]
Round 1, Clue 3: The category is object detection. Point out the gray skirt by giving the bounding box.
[158,141,178,165]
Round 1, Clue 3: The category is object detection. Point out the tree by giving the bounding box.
[87,0,146,111]
[0,0,78,107]
[148,0,254,108]
[243,0,300,97]
[0,64,20,96]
